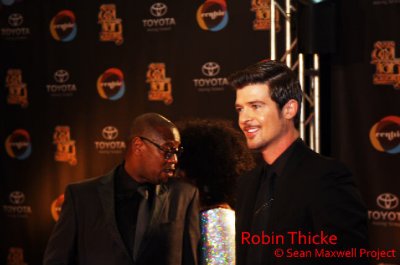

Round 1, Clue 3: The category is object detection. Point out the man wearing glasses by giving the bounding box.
[44,113,200,265]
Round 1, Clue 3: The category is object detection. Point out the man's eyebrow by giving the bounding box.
[237,100,265,105]
[247,100,265,104]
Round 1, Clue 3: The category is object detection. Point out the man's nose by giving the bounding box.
[166,153,178,163]
[238,108,251,125]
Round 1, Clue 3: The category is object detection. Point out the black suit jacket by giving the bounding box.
[236,140,369,265]
[44,167,200,265]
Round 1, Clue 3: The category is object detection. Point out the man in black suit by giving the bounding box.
[229,61,369,265]
[43,113,200,265]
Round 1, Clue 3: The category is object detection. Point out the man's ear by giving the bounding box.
[282,99,298,120]
[130,137,143,154]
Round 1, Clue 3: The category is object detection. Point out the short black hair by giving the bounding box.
[129,112,177,140]
[228,60,302,125]
[177,119,255,208]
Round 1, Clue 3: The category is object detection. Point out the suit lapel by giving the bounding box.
[135,183,169,259]
[236,166,264,264]
[97,168,132,259]
[237,166,263,231]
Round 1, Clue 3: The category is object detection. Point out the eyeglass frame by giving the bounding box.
[138,136,183,160]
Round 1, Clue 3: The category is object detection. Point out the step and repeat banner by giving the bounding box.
[0,0,399,264]
[330,1,400,264]
[0,1,282,263]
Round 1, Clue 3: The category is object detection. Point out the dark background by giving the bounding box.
[1,0,399,264]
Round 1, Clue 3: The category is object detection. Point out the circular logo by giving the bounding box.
[102,126,118,140]
[9,191,25,205]
[50,10,77,42]
[369,116,400,154]
[197,0,228,32]
[5,129,32,160]
[54,69,70,83]
[51,194,64,221]
[202,62,220,77]
[377,193,399,210]
[8,13,23,27]
[150,3,168,17]
[97,68,125,101]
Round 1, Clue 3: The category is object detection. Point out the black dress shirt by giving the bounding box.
[253,138,300,219]
[248,138,300,263]
[114,165,142,259]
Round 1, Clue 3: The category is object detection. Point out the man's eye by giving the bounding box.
[235,107,242,113]
[252,104,261,109]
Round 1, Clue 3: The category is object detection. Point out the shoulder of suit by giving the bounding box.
[290,145,354,190]
[66,168,115,191]
[296,141,350,171]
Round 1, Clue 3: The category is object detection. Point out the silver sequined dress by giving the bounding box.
[200,207,235,265]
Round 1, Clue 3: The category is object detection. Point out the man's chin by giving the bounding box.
[159,172,171,182]
[247,140,262,151]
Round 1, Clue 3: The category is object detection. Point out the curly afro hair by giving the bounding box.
[177,119,255,208]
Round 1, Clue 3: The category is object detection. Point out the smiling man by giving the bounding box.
[44,113,200,265]
[229,61,369,265]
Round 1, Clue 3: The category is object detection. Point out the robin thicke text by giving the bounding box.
[241,231,337,245]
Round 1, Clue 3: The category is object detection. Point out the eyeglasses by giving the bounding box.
[139,136,183,160]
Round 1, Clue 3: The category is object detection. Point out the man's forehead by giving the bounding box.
[237,83,270,94]
[236,84,270,102]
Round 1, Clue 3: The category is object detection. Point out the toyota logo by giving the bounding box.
[54,69,70,83]
[8,13,23,27]
[202,62,220,77]
[377,193,399,210]
[9,191,25,205]
[150,3,168,17]
[102,126,118,140]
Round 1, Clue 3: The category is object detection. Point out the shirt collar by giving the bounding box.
[115,163,140,195]
[265,137,301,177]
[115,163,157,199]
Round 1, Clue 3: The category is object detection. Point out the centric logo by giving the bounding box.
[50,10,77,42]
[377,193,399,210]
[8,13,23,27]
[202,62,220,77]
[5,129,32,160]
[102,126,118,140]
[150,3,168,17]
[369,116,400,154]
[97,68,125,101]
[51,194,64,221]
[54,69,70,83]
[197,0,229,32]
[9,191,25,205]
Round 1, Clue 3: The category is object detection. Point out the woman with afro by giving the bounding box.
[177,119,255,265]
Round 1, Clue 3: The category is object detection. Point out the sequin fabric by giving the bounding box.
[200,207,235,265]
